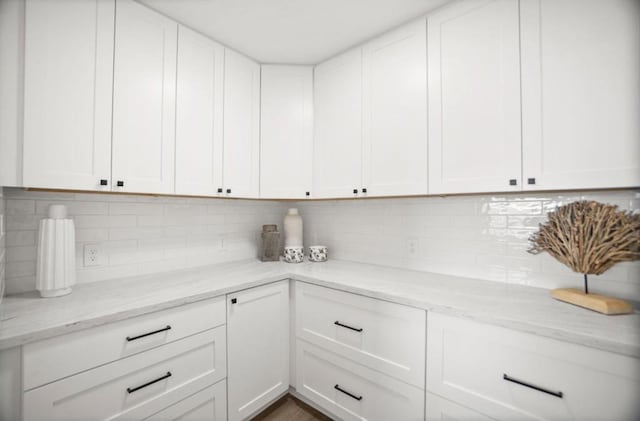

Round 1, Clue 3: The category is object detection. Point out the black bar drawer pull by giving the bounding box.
[503,374,563,398]
[334,384,362,401]
[334,321,363,332]
[126,325,171,342]
[127,371,172,394]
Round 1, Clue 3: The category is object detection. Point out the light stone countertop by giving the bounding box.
[1,259,639,358]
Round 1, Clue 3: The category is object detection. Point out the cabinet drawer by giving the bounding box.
[23,326,226,421]
[295,281,426,388]
[143,380,227,421]
[427,313,640,420]
[23,297,225,390]
[296,340,424,421]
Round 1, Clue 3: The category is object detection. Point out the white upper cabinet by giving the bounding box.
[520,0,640,190]
[428,0,522,194]
[111,0,177,194]
[362,20,428,197]
[313,49,363,198]
[175,26,225,197]
[22,0,115,191]
[222,49,260,198]
[260,65,313,199]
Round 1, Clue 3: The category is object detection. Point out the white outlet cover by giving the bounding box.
[83,244,106,267]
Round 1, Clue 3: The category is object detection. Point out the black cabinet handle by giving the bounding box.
[100,179,108,186]
[231,298,237,304]
[362,188,367,193]
[127,372,172,394]
[305,191,310,197]
[117,180,124,187]
[126,325,171,342]
[334,384,362,401]
[226,188,231,194]
[503,374,563,398]
[334,321,363,332]
[527,178,536,185]
[217,188,223,193]
[509,179,517,186]
[353,189,358,194]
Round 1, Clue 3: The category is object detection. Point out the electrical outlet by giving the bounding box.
[407,237,419,258]
[83,244,105,267]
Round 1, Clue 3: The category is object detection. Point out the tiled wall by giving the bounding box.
[0,188,5,300]
[296,189,640,301]
[3,188,286,295]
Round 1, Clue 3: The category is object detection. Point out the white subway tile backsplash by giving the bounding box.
[296,189,640,301]
[3,188,287,294]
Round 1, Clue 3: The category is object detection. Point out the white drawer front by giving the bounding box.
[24,326,226,421]
[143,380,227,421]
[295,281,426,388]
[426,392,495,421]
[296,340,424,421]
[23,297,225,390]
[427,313,640,421]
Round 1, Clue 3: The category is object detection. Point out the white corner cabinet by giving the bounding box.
[260,65,314,199]
[313,19,428,199]
[427,0,640,194]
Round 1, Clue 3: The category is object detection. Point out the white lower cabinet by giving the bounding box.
[296,340,424,421]
[294,281,426,421]
[296,281,426,388]
[24,327,226,421]
[426,312,640,421]
[227,281,290,421]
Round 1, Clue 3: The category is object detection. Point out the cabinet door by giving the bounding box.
[521,0,640,190]
[313,49,363,198]
[22,0,114,191]
[260,65,313,199]
[362,20,428,197]
[112,0,177,194]
[428,0,522,194]
[175,26,224,197]
[223,49,260,198]
[227,281,289,421]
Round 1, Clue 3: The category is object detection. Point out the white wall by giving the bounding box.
[296,189,640,301]
[3,188,286,295]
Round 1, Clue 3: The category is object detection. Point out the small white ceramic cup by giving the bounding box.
[284,246,304,263]
[308,245,328,262]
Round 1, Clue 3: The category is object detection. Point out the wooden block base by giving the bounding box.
[551,288,634,315]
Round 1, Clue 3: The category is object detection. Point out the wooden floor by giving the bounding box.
[252,395,333,421]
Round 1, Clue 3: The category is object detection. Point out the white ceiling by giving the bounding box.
[137,0,452,64]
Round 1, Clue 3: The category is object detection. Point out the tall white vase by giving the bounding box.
[36,205,76,298]
[283,208,303,248]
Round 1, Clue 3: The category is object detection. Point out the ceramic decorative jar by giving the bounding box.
[283,208,303,248]
[309,245,328,262]
[284,246,304,263]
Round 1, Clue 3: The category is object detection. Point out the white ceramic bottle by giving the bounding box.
[283,208,303,248]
